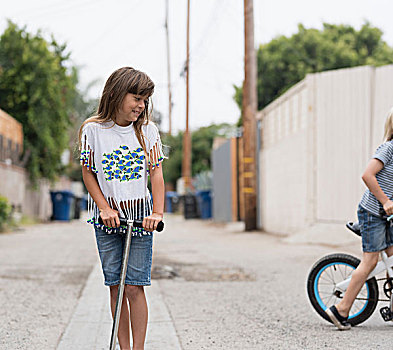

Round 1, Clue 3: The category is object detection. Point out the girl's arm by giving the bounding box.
[362,159,393,215]
[143,164,165,231]
[82,166,120,227]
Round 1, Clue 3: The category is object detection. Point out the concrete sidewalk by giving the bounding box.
[57,261,182,350]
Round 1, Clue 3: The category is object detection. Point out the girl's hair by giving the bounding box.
[383,107,393,142]
[78,66,155,157]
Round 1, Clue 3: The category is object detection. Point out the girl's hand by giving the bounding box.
[99,208,120,228]
[383,200,393,216]
[143,212,163,232]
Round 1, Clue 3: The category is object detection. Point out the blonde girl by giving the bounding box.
[326,108,393,330]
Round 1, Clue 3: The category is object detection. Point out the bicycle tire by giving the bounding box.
[307,253,379,326]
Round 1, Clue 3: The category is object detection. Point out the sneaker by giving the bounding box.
[325,305,351,330]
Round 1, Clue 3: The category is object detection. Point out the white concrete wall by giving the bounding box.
[0,163,52,221]
[314,66,373,223]
[372,65,393,149]
[0,163,25,206]
[23,179,52,221]
[258,64,393,235]
[259,81,309,234]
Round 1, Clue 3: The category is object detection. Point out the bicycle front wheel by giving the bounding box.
[307,253,379,326]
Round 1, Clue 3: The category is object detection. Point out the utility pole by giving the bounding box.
[242,0,257,230]
[182,0,192,192]
[165,0,172,136]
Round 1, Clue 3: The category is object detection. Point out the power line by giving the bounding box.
[178,0,225,77]
[187,0,224,59]
[79,0,145,54]
[165,0,173,135]
[8,0,105,21]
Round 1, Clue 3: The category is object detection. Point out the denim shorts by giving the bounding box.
[358,205,393,252]
[95,226,153,286]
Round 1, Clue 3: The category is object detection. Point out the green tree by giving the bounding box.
[66,79,100,182]
[234,22,393,113]
[161,131,183,186]
[162,123,236,187]
[0,21,78,181]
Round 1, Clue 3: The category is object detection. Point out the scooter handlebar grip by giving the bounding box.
[97,217,164,232]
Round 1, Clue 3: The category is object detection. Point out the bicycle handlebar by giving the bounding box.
[378,209,393,222]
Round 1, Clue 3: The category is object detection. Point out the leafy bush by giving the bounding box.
[0,196,12,232]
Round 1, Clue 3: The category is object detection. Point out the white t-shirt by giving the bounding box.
[80,120,166,234]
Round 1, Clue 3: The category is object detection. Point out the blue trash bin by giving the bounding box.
[196,190,212,219]
[165,191,179,213]
[80,194,88,211]
[50,191,74,221]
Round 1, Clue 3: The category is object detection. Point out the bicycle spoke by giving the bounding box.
[326,267,336,283]
[310,257,378,325]
[338,265,346,281]
[319,292,336,299]
[320,271,334,284]
[325,294,334,306]
[351,301,363,314]
[319,276,334,286]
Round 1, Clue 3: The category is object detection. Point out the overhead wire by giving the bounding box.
[77,0,145,54]
[7,0,106,21]
[187,0,224,60]
[6,0,78,17]
[177,0,225,79]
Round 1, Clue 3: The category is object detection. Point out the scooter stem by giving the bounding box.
[109,220,133,350]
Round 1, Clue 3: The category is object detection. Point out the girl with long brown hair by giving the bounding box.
[79,67,166,349]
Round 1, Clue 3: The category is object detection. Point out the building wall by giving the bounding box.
[212,138,234,222]
[0,109,23,145]
[0,163,52,221]
[257,64,393,235]
[0,109,23,165]
[0,163,25,206]
[372,65,393,149]
[0,109,53,221]
[314,66,373,223]
[23,178,52,220]
[259,81,309,234]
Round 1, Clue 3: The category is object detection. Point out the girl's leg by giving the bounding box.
[125,285,148,350]
[385,245,393,286]
[110,285,131,350]
[385,245,393,257]
[335,251,379,317]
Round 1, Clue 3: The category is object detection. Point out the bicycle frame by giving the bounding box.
[335,251,393,293]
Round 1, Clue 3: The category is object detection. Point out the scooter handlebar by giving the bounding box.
[97,216,164,232]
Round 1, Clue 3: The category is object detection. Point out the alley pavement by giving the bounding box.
[1,213,393,349]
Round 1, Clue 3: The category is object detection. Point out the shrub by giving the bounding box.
[0,196,12,232]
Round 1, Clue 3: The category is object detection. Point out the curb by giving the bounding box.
[57,262,182,349]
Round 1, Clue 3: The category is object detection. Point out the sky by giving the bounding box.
[2,0,393,134]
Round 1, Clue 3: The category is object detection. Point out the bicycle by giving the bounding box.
[307,215,393,326]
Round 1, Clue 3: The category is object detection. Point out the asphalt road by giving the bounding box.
[0,220,98,350]
[1,214,392,349]
[152,215,393,350]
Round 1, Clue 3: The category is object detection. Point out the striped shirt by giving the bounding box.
[360,141,393,217]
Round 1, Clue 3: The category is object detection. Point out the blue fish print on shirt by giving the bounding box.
[102,145,145,182]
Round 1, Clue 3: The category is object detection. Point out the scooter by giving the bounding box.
[98,216,164,350]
